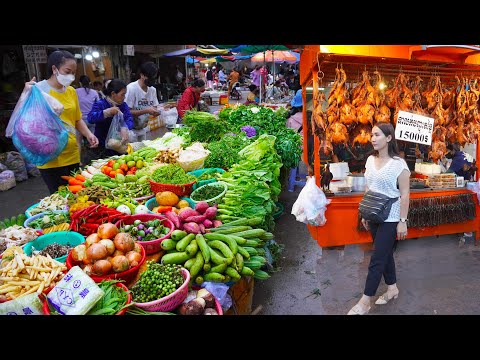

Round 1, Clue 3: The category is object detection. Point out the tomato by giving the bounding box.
[116,169,125,176]
[130,167,137,173]
[109,170,117,178]
[107,160,115,167]
[120,164,129,172]
[103,166,113,175]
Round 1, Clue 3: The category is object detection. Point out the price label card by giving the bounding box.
[395,110,434,145]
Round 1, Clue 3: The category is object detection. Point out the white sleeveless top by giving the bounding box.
[364,155,410,222]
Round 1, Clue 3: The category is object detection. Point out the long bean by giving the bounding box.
[126,306,176,315]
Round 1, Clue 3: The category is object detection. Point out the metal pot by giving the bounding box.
[346,173,366,192]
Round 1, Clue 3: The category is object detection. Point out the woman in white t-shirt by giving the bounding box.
[348,123,410,315]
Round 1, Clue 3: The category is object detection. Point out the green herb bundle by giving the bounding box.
[151,164,196,184]
[183,110,228,144]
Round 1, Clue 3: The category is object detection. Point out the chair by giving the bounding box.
[288,166,307,192]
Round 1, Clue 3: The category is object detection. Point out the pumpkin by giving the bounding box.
[156,191,180,206]
[176,199,190,208]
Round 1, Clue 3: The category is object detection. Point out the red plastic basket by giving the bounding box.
[115,214,174,255]
[134,268,190,312]
[41,282,131,315]
[66,243,146,284]
[149,180,196,197]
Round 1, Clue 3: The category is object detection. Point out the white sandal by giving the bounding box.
[347,302,371,315]
[375,290,399,305]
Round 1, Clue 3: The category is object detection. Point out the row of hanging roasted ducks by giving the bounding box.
[312,69,480,163]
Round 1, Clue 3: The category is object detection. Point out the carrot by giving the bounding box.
[61,175,75,181]
[68,178,84,186]
[68,185,84,193]
[75,174,86,182]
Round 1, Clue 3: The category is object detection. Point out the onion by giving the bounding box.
[99,239,115,255]
[86,243,108,262]
[92,259,112,275]
[111,255,130,273]
[71,244,87,262]
[114,233,136,253]
[133,243,142,254]
[126,250,142,265]
[138,224,144,230]
[113,249,124,257]
[98,223,119,239]
[85,233,101,247]
[83,264,93,275]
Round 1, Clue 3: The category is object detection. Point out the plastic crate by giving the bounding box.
[149,180,196,197]
[66,244,146,284]
[23,231,85,263]
[134,268,190,312]
[114,214,174,255]
[188,168,225,190]
[189,182,228,206]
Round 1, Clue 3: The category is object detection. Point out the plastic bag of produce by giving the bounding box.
[161,107,179,127]
[291,176,331,226]
[0,151,27,182]
[0,170,16,191]
[0,292,44,315]
[105,112,129,153]
[7,86,69,166]
[47,266,104,315]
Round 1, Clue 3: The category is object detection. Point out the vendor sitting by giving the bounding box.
[245,84,259,105]
[446,142,476,180]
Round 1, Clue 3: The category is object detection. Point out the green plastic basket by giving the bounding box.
[188,168,225,191]
[23,231,85,263]
[190,182,228,206]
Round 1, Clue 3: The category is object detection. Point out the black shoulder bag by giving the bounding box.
[359,190,399,223]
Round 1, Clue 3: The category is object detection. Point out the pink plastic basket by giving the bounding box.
[115,214,174,255]
[134,268,190,312]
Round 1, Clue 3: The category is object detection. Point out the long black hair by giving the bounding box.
[79,75,91,94]
[46,50,75,78]
[372,122,400,158]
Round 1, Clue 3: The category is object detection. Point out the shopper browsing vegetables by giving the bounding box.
[87,79,134,160]
[23,50,99,194]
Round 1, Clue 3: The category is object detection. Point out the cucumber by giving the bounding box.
[203,272,226,282]
[253,269,271,280]
[184,257,196,270]
[196,234,210,263]
[227,235,247,245]
[171,230,187,242]
[250,255,267,264]
[160,239,177,251]
[10,216,17,227]
[237,246,250,259]
[240,266,255,277]
[208,240,234,260]
[209,247,229,265]
[161,251,193,264]
[185,239,198,257]
[205,234,238,255]
[189,252,205,283]
[244,239,259,247]
[16,214,26,226]
[209,226,252,234]
[235,253,244,273]
[225,267,241,281]
[176,233,195,252]
[208,263,227,274]
[243,261,263,270]
[230,229,266,239]
[195,276,204,285]
[203,262,211,272]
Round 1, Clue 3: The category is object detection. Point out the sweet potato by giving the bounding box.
[212,220,223,227]
[179,209,200,221]
[203,219,213,228]
[195,201,209,214]
[184,215,207,223]
[183,222,200,234]
[198,223,206,234]
[204,207,218,220]
[165,211,181,229]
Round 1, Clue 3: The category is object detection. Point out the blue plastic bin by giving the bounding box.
[145,196,196,214]
[23,231,85,263]
[188,168,225,190]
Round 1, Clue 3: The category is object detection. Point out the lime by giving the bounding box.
[127,161,136,168]
[136,160,144,169]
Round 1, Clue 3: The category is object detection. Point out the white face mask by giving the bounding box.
[55,69,75,87]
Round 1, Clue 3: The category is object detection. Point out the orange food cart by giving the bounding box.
[299,45,480,247]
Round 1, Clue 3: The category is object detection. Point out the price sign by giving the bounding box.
[123,45,135,56]
[395,110,434,145]
[22,45,47,64]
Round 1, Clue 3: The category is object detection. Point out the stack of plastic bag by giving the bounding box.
[291,176,331,226]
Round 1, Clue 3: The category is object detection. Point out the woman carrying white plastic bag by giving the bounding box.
[291,176,331,226]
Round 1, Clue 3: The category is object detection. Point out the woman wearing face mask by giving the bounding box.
[87,79,134,160]
[125,61,160,141]
[24,50,99,194]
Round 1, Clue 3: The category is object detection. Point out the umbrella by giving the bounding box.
[232,45,291,54]
[251,50,298,63]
